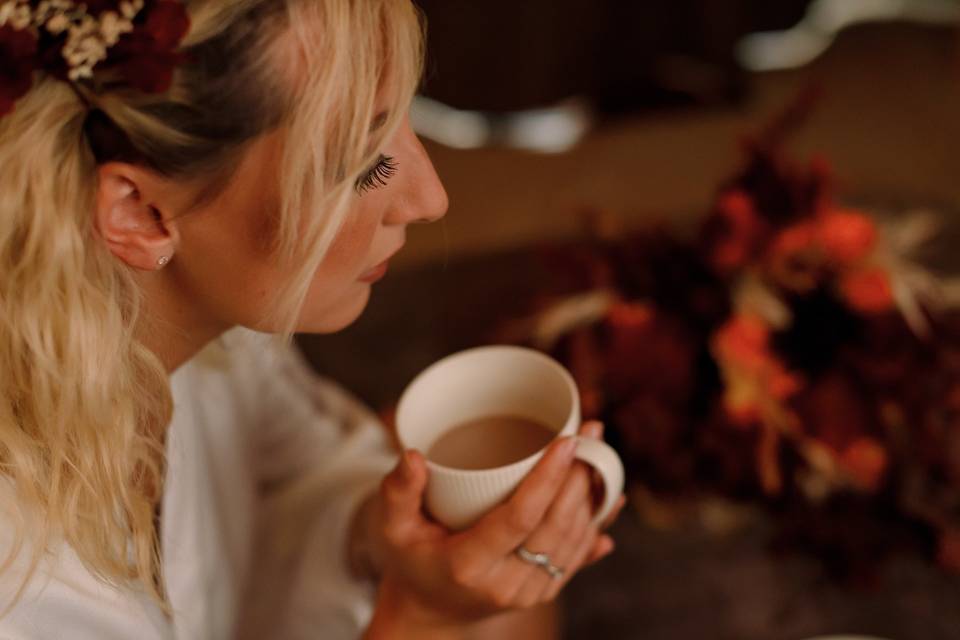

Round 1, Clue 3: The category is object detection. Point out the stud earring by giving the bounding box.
[157,255,171,268]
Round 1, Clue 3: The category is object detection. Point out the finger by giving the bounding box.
[380,450,430,539]
[462,437,577,557]
[513,466,595,608]
[579,420,604,439]
[516,499,592,606]
[583,534,615,567]
[507,461,592,598]
[544,463,593,529]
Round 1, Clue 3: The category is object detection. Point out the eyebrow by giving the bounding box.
[370,111,389,132]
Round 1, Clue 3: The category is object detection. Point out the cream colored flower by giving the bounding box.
[99,10,133,46]
[45,12,69,33]
[120,0,144,20]
[9,1,31,29]
[0,2,15,28]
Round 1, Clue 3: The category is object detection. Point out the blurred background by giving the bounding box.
[299,2,960,638]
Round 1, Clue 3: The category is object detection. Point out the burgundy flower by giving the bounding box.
[603,302,695,402]
[0,26,38,118]
[937,528,960,574]
[838,437,888,493]
[143,0,191,50]
[110,0,190,94]
[794,373,871,452]
[0,1,190,119]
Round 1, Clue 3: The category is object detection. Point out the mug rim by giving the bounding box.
[396,345,581,477]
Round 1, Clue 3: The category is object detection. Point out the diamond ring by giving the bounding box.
[515,545,565,580]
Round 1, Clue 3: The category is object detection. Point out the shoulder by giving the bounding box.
[212,328,378,425]
[0,483,172,640]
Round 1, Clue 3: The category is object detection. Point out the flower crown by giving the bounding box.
[0,0,190,117]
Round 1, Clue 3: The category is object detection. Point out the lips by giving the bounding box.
[359,243,404,283]
[358,259,389,283]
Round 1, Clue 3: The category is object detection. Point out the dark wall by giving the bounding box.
[415,0,813,114]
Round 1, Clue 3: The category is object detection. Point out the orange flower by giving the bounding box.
[708,190,763,273]
[839,267,895,313]
[713,314,802,427]
[607,301,655,332]
[713,313,771,373]
[766,222,820,292]
[722,376,763,428]
[839,437,888,492]
[769,367,803,399]
[817,209,877,265]
[769,222,818,258]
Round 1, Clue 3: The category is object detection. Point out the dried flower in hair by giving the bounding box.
[108,0,188,93]
[0,0,188,116]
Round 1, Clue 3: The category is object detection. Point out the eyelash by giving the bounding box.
[354,154,398,195]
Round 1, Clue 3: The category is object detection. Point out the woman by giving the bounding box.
[0,0,622,637]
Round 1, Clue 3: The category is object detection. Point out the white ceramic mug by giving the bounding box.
[396,345,625,531]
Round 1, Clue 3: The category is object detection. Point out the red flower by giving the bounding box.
[839,267,894,314]
[766,221,821,292]
[607,301,655,333]
[110,1,191,94]
[145,1,193,52]
[0,1,190,119]
[818,208,877,265]
[839,437,888,492]
[0,26,38,118]
[705,190,765,274]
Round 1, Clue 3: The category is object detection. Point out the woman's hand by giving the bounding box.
[362,421,625,638]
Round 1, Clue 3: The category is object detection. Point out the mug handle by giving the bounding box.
[572,436,625,527]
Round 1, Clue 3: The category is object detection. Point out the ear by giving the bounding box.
[94,163,180,271]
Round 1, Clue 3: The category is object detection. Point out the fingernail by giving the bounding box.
[560,437,577,461]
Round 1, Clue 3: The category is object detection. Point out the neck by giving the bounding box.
[136,269,231,373]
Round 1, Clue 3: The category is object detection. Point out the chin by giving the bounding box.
[295,285,371,334]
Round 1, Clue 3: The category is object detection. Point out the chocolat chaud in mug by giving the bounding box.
[426,415,556,470]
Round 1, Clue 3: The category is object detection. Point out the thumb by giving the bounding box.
[381,449,429,524]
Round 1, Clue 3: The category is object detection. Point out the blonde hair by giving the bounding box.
[0,0,423,606]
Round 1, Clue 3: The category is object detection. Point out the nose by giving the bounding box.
[383,125,449,226]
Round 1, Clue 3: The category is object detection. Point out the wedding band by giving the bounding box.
[515,545,565,580]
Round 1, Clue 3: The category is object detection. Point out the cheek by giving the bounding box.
[320,201,380,278]
[294,199,382,331]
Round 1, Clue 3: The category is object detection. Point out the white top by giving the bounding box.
[0,328,395,639]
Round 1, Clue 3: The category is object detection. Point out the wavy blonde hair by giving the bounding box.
[0,0,423,606]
